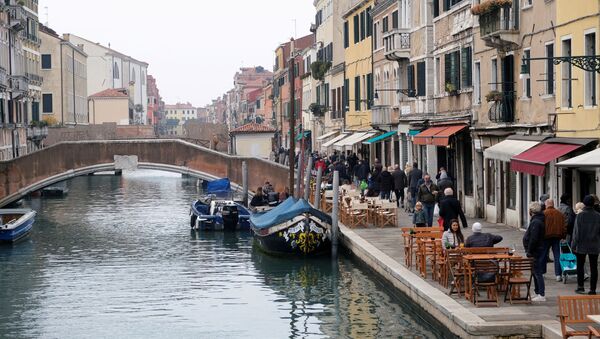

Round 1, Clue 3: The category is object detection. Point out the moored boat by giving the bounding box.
[0,209,36,242]
[190,197,251,231]
[250,198,332,256]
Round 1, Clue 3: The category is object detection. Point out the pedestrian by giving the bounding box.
[262,181,274,195]
[436,172,454,202]
[593,195,600,213]
[543,199,566,282]
[523,201,547,302]
[392,164,407,208]
[558,193,576,242]
[371,163,383,196]
[412,202,427,227]
[575,202,585,214]
[416,174,439,226]
[407,162,423,213]
[250,187,268,207]
[442,219,465,249]
[438,188,468,231]
[315,157,327,174]
[572,195,600,295]
[540,194,550,211]
[465,222,503,248]
[379,166,394,200]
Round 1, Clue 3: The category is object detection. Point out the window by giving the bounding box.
[132,69,136,83]
[366,7,372,37]
[433,0,440,17]
[360,11,366,41]
[474,61,481,104]
[417,61,426,96]
[343,78,349,115]
[354,76,361,111]
[561,38,572,108]
[523,49,531,98]
[443,0,462,11]
[546,43,554,95]
[392,10,399,29]
[461,46,472,88]
[344,21,349,48]
[435,57,440,94]
[463,134,474,196]
[407,64,415,95]
[41,54,51,69]
[142,71,146,85]
[42,93,53,113]
[324,83,330,107]
[585,32,597,106]
[491,58,498,91]
[486,159,496,205]
[373,22,378,49]
[366,73,373,109]
[113,62,120,79]
[444,51,460,91]
[353,15,360,44]
[508,165,517,210]
[382,16,389,33]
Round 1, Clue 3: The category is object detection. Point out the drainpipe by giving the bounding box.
[60,42,64,124]
[72,48,76,125]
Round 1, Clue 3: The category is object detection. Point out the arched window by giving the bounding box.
[141,71,146,85]
[113,62,120,79]
[131,68,136,83]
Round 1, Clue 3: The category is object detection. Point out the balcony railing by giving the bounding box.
[24,33,41,45]
[9,75,28,92]
[479,7,519,49]
[383,28,410,60]
[26,126,48,140]
[25,73,42,86]
[6,5,27,31]
[372,105,397,126]
[0,68,7,89]
[488,91,515,123]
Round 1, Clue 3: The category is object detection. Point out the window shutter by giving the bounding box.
[354,15,360,43]
[434,0,440,17]
[367,7,373,37]
[360,11,366,41]
[407,65,415,92]
[444,54,451,88]
[367,73,373,109]
[344,78,349,116]
[461,47,472,88]
[392,11,398,29]
[355,76,361,111]
[316,85,321,105]
[417,62,426,96]
[344,22,349,48]
[443,0,449,11]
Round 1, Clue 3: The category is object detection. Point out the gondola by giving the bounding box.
[250,197,331,256]
[0,209,36,242]
[189,178,251,231]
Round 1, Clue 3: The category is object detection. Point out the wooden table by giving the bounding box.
[463,253,521,303]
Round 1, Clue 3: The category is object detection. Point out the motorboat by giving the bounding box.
[0,209,36,242]
[189,178,251,231]
[250,198,331,256]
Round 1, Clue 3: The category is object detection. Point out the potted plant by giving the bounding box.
[471,0,512,16]
[308,103,327,117]
[310,61,332,82]
[445,82,458,96]
[485,90,503,102]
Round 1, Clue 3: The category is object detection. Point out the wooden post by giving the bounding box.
[242,161,248,207]
[303,156,313,201]
[332,170,340,255]
[295,153,303,198]
[314,167,323,208]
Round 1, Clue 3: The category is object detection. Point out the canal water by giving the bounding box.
[0,170,445,338]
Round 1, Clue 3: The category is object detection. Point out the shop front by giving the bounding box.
[556,148,600,203]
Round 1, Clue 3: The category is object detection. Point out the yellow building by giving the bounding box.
[555,2,600,139]
[343,0,374,132]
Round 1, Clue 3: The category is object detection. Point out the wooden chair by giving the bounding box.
[447,249,466,297]
[415,232,442,279]
[504,258,534,304]
[558,295,600,339]
[347,202,369,228]
[472,259,500,307]
[375,200,397,227]
[322,190,334,213]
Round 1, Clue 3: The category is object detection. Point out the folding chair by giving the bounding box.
[504,258,534,304]
[472,259,500,307]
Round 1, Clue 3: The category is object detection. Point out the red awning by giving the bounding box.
[511,143,582,176]
[431,125,468,146]
[413,125,467,146]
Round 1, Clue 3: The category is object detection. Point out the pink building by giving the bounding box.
[146,75,163,125]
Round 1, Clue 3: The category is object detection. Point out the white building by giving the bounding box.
[63,34,149,125]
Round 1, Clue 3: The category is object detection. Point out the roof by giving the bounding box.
[64,33,149,66]
[230,122,276,134]
[557,148,600,168]
[165,102,196,110]
[89,88,129,98]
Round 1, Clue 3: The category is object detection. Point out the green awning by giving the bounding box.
[408,129,421,136]
[363,131,397,145]
[295,131,311,141]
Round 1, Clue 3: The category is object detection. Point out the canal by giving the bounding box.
[0,170,445,338]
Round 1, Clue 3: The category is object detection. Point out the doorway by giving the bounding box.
[520,173,528,229]
[580,170,597,201]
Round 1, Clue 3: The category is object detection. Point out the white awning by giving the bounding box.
[321,133,350,149]
[484,139,539,162]
[556,148,600,168]
[334,132,377,150]
[317,130,339,141]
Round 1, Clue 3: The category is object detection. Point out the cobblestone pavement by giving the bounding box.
[351,208,590,323]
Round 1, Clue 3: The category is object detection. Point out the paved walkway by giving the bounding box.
[350,208,589,331]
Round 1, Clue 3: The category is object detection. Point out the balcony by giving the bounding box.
[371,105,398,126]
[24,33,41,46]
[0,67,8,89]
[6,5,27,32]
[488,91,515,123]
[25,72,43,86]
[383,28,410,60]
[9,75,28,93]
[479,6,519,50]
[26,126,48,141]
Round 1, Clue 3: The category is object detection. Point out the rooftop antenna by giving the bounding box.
[44,6,48,26]
[292,19,297,38]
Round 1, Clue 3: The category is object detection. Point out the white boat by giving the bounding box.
[0,209,36,242]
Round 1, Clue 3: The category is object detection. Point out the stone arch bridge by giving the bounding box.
[0,139,290,207]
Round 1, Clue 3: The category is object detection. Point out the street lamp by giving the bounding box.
[520,54,600,78]
[374,88,417,99]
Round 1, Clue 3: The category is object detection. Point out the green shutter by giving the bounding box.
[417,62,426,96]
[360,11,366,41]
[354,15,360,43]
[461,47,472,88]
[344,22,349,48]
[354,76,361,111]
[407,65,414,92]
[444,54,451,88]
[316,84,321,105]
[344,78,349,115]
[367,7,372,37]
[367,73,373,109]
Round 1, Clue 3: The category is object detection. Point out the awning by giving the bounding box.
[557,148,600,168]
[484,139,539,162]
[363,130,397,145]
[295,131,311,141]
[321,133,350,148]
[511,143,582,176]
[408,129,422,136]
[334,132,376,149]
[317,130,339,141]
[413,125,468,146]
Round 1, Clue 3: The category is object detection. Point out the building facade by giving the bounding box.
[39,24,88,126]
[146,74,163,126]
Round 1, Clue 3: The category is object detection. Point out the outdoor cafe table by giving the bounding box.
[462,253,521,303]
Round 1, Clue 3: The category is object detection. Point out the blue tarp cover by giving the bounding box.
[207,178,231,193]
[250,197,331,230]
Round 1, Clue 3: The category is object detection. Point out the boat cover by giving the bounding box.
[250,197,331,230]
[207,178,231,193]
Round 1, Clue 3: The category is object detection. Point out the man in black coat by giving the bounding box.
[355,160,369,183]
[379,166,395,200]
[392,164,407,208]
[523,201,547,302]
[436,172,454,201]
[438,188,468,231]
[407,162,423,212]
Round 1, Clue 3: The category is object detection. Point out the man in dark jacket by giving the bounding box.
[572,195,600,295]
[371,164,382,195]
[392,164,407,208]
[436,172,454,202]
[355,160,369,183]
[379,166,394,200]
[408,162,423,212]
[465,222,503,247]
[543,199,566,281]
[416,174,438,226]
[523,201,546,302]
[558,193,576,241]
[439,188,468,231]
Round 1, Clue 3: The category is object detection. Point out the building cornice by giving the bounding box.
[342,0,371,19]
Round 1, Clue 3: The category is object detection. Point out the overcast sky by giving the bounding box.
[38,0,314,107]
